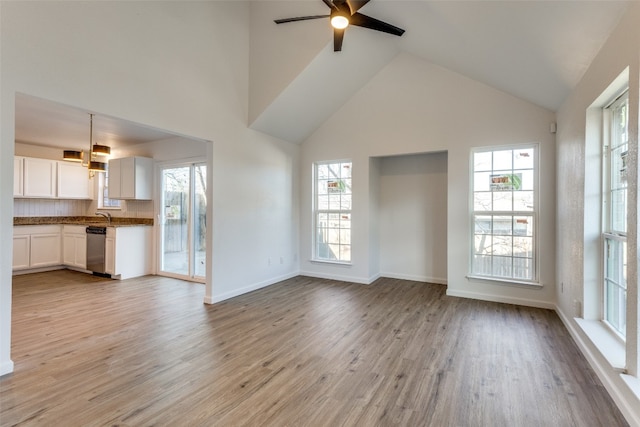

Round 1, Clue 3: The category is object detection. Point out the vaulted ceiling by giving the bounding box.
[249,0,630,143]
[14,1,630,148]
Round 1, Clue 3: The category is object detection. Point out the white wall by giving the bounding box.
[300,53,556,309]
[555,3,640,424]
[0,1,299,376]
[378,152,447,284]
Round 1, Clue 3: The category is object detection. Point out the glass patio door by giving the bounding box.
[159,162,207,281]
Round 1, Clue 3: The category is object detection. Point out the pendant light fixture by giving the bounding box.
[87,113,108,172]
[62,113,111,173]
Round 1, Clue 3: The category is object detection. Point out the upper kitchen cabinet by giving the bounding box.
[57,162,93,199]
[109,157,153,200]
[22,157,57,198]
[14,157,24,197]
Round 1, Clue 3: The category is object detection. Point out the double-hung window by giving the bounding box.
[314,161,352,263]
[471,146,537,282]
[99,165,120,209]
[603,90,628,338]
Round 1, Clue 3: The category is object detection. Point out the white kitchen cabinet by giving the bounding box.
[108,157,153,200]
[14,157,24,197]
[63,225,87,269]
[58,162,93,199]
[105,229,115,275]
[12,235,30,270]
[13,225,62,271]
[106,226,153,279]
[23,157,57,198]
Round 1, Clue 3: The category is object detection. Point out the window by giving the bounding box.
[314,161,352,263]
[99,165,120,209]
[471,146,537,282]
[603,91,628,338]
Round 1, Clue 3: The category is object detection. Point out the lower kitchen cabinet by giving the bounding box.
[62,225,87,269]
[106,226,153,279]
[13,225,62,270]
[12,235,30,270]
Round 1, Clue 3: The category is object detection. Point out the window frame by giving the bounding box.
[98,164,121,210]
[312,160,353,264]
[469,144,539,285]
[602,90,629,339]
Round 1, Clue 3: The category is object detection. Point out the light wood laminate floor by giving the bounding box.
[1,270,628,426]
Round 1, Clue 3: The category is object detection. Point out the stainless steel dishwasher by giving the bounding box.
[86,226,107,274]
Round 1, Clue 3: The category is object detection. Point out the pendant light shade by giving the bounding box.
[63,150,83,162]
[91,144,111,156]
[88,160,107,172]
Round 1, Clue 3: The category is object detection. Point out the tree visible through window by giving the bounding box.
[314,161,352,263]
[471,146,537,282]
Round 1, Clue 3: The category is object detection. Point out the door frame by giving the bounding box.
[156,158,207,283]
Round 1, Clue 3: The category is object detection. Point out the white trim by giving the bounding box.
[310,259,352,267]
[556,307,640,426]
[574,318,626,370]
[299,270,372,285]
[0,360,14,377]
[381,272,447,285]
[446,288,555,310]
[466,274,543,288]
[208,271,299,304]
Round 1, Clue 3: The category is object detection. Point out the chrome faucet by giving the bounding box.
[96,211,112,224]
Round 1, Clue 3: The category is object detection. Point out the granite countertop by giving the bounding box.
[13,216,154,227]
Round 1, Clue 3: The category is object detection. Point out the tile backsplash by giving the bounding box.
[14,199,155,219]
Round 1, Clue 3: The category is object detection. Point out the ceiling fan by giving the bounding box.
[274,0,405,52]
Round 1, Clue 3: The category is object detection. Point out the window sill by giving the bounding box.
[310,259,352,267]
[466,275,543,288]
[575,318,625,372]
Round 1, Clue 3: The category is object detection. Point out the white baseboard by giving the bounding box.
[0,359,14,377]
[556,307,640,427]
[207,271,300,304]
[446,288,555,310]
[299,270,372,285]
[380,272,447,285]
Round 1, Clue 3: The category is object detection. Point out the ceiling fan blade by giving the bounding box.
[334,28,345,52]
[274,15,329,24]
[350,12,405,36]
[345,0,370,14]
[322,0,338,11]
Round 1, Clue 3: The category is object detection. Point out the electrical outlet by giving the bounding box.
[561,282,564,293]
[268,257,271,266]
[280,257,284,264]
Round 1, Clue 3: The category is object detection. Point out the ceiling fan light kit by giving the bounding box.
[330,11,350,29]
[274,0,405,52]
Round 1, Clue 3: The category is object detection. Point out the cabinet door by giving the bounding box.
[30,233,61,268]
[105,236,115,275]
[14,157,24,197]
[75,235,87,269]
[58,162,92,199]
[108,158,122,199]
[63,234,76,265]
[133,157,153,200]
[23,158,57,198]
[12,235,30,270]
[120,157,136,199]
